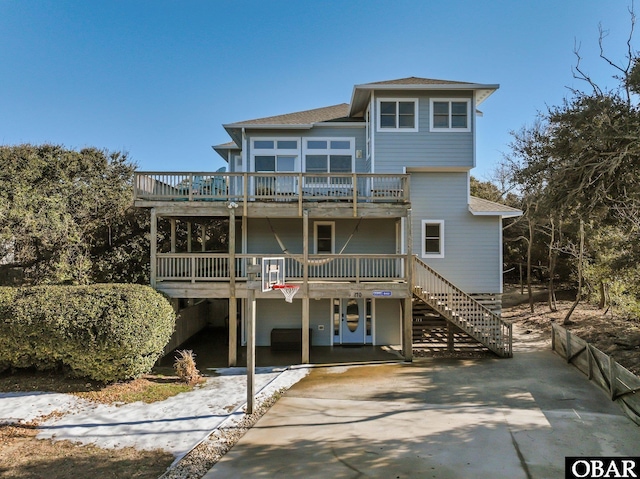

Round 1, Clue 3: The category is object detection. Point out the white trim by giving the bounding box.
[469,210,523,218]
[498,220,504,294]
[302,137,356,175]
[421,220,445,259]
[376,98,419,132]
[405,166,471,172]
[313,122,365,128]
[429,98,471,132]
[365,298,373,345]
[472,91,477,167]
[250,137,301,173]
[370,96,375,172]
[314,221,335,254]
[241,128,247,173]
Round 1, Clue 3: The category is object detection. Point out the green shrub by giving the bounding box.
[0,284,175,382]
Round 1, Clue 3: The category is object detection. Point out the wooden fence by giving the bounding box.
[551,323,640,426]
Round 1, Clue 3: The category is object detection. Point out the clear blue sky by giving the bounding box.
[0,1,636,179]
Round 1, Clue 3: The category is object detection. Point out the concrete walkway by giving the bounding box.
[203,328,640,478]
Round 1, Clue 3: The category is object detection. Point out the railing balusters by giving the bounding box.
[134,172,409,203]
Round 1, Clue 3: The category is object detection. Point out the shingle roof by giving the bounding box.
[469,196,522,217]
[363,76,475,86]
[226,103,352,126]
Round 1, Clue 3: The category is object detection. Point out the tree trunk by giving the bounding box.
[527,217,534,313]
[563,219,584,325]
[547,216,557,312]
[598,280,607,310]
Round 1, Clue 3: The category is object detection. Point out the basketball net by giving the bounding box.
[272,284,300,303]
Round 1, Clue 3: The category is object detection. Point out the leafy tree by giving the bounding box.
[0,144,149,284]
[503,7,640,320]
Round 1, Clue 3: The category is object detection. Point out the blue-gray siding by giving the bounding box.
[372,90,474,172]
[250,298,401,346]
[246,218,397,255]
[410,172,502,293]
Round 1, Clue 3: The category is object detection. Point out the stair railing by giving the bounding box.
[412,256,512,357]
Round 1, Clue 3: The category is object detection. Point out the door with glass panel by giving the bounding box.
[333,298,373,345]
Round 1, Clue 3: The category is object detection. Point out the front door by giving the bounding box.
[335,298,366,344]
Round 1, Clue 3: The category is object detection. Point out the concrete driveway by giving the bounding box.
[203,328,640,478]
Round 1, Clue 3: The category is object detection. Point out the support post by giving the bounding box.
[150,208,157,288]
[403,297,413,361]
[402,208,413,361]
[246,262,260,415]
[302,210,310,364]
[229,208,237,367]
[170,219,176,253]
[187,222,192,253]
[447,322,455,352]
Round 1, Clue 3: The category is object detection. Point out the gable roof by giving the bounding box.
[469,196,522,218]
[225,103,352,127]
[222,103,357,147]
[349,76,499,116]
[364,76,476,86]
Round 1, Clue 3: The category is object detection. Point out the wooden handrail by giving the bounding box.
[133,172,410,204]
[155,253,406,283]
[412,255,512,357]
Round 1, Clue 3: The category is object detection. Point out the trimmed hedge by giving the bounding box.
[0,284,175,382]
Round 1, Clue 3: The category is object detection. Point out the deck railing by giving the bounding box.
[412,256,512,357]
[135,172,409,204]
[155,253,405,283]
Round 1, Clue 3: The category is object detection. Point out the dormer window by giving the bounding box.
[376,99,418,132]
[429,99,471,132]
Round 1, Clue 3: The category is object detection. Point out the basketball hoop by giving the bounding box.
[272,284,300,303]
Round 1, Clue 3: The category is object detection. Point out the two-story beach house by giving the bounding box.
[134,77,521,365]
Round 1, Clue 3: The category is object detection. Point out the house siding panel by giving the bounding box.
[374,299,401,345]
[373,91,474,173]
[247,218,397,255]
[410,172,501,293]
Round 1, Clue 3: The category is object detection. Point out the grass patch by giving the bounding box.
[74,377,198,404]
[0,369,203,405]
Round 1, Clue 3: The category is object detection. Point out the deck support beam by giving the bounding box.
[402,208,413,361]
[150,208,157,289]
[228,208,237,367]
[302,210,310,364]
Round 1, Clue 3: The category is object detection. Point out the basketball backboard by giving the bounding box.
[261,257,285,292]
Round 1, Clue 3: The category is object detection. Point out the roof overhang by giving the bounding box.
[349,82,499,116]
[468,196,522,218]
[212,142,240,161]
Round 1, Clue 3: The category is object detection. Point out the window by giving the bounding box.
[251,138,300,172]
[376,99,418,132]
[429,99,471,131]
[251,138,300,195]
[314,222,335,254]
[303,138,354,185]
[421,220,444,258]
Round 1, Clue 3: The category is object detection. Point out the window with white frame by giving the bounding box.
[251,138,300,195]
[429,99,471,131]
[376,99,418,132]
[314,221,335,254]
[303,138,354,185]
[252,139,300,172]
[421,220,444,258]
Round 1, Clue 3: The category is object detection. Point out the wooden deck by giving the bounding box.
[134,172,410,218]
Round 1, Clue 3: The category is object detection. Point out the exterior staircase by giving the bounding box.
[412,256,512,358]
